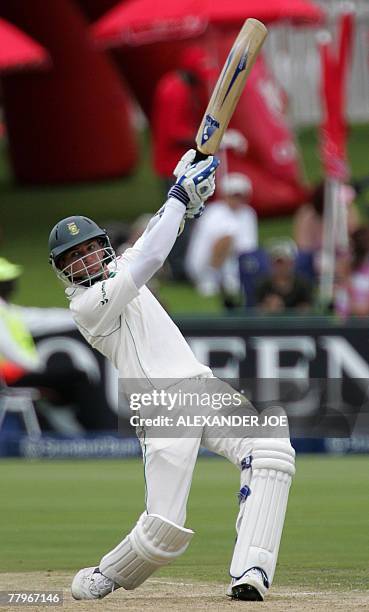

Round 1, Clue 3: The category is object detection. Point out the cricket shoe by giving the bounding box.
[71,566,119,600]
[227,567,269,601]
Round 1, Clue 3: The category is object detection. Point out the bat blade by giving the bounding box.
[195,18,268,157]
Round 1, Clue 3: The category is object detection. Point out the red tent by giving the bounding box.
[92,0,324,46]
[0,18,49,72]
[1,1,138,184]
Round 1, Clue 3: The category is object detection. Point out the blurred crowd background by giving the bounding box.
[1,0,369,315]
[1,0,369,446]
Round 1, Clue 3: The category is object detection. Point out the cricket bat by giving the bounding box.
[194,18,268,161]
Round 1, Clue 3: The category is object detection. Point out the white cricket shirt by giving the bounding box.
[66,250,211,383]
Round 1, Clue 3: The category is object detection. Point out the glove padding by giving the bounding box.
[185,202,205,220]
[173,149,199,179]
[174,149,219,208]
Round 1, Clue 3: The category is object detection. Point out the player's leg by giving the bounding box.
[71,511,194,600]
[227,438,295,601]
[72,435,201,599]
[100,435,200,585]
[141,435,202,525]
[200,380,295,601]
[203,433,295,600]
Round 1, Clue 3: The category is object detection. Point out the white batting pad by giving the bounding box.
[230,439,295,587]
[100,513,194,589]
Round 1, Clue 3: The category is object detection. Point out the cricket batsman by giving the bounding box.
[48,150,295,602]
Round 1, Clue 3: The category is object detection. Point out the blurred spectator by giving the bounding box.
[335,226,369,318]
[256,239,313,314]
[186,173,257,307]
[293,181,360,252]
[0,258,113,432]
[152,45,214,189]
[117,214,153,254]
[0,257,41,383]
[100,220,131,254]
[239,248,270,308]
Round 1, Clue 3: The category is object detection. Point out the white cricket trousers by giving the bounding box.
[141,434,253,527]
[136,376,283,527]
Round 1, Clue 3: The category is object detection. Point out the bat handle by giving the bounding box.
[193,149,209,163]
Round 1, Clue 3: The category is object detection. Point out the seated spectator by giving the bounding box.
[185,172,258,305]
[239,248,271,308]
[256,239,313,314]
[335,226,369,318]
[293,181,360,253]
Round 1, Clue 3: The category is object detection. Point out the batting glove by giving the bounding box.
[169,149,219,209]
[185,202,206,220]
[173,149,198,179]
[179,154,219,206]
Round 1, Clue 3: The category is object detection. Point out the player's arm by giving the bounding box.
[125,148,218,263]
[123,204,170,260]
[127,199,187,288]
[128,153,219,289]
[71,154,218,334]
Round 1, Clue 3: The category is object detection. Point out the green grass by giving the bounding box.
[2,125,369,311]
[0,456,368,590]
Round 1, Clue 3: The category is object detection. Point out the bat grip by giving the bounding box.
[193,149,209,163]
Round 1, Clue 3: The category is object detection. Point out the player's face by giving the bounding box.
[59,239,107,282]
